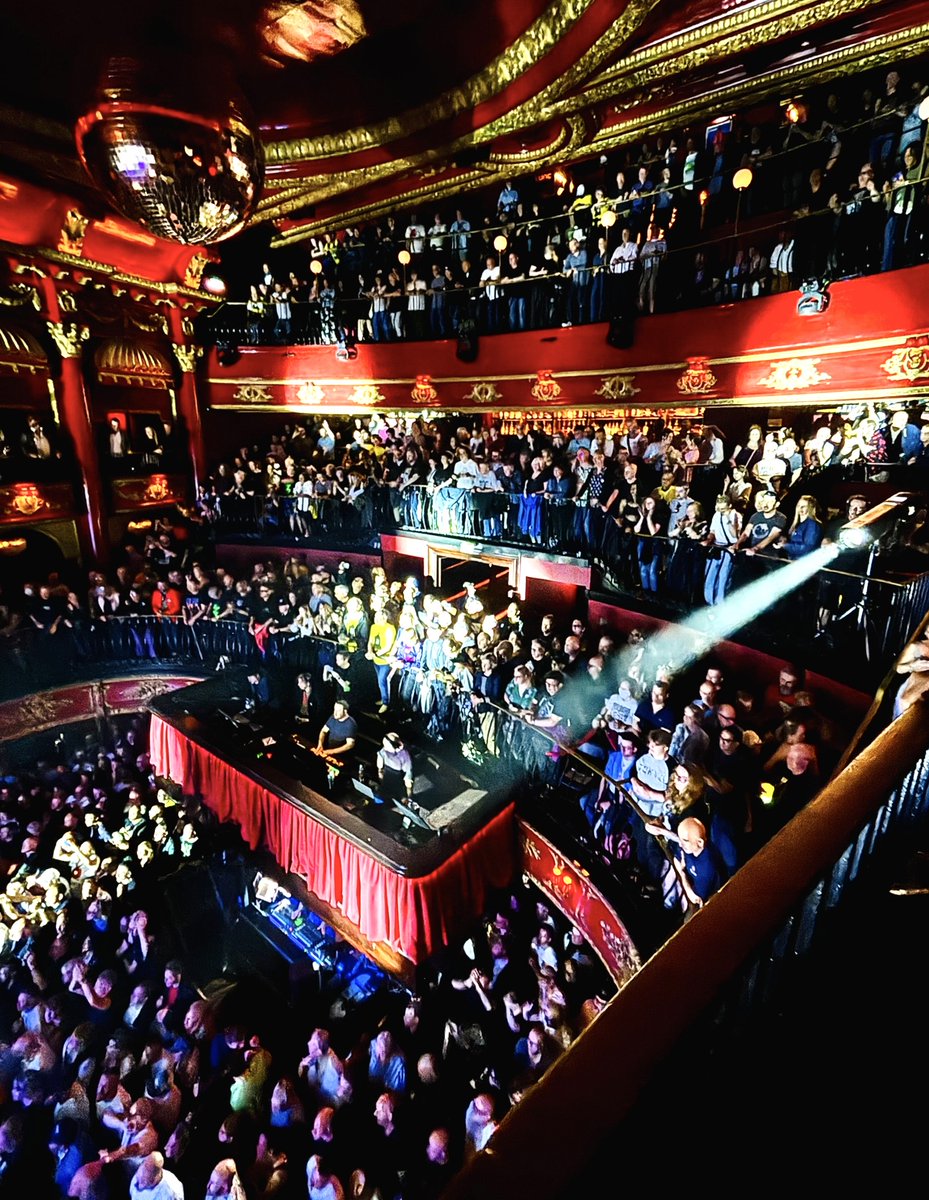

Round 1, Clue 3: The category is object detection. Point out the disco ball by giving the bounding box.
[75,55,264,245]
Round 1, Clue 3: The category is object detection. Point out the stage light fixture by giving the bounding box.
[837,492,916,549]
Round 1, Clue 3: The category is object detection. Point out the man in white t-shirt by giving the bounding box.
[480,255,502,332]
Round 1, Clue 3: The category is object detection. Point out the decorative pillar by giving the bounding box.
[167,309,206,493]
[46,319,108,564]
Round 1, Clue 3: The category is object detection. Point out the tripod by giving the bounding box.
[828,541,880,661]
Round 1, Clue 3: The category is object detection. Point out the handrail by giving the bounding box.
[831,603,929,777]
[443,695,929,1200]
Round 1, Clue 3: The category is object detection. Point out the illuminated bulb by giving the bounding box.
[563,875,573,886]
[552,864,563,877]
[733,167,753,191]
[310,258,323,275]
[600,209,617,228]
[699,189,709,206]
[493,234,508,253]
[786,102,801,124]
[397,249,412,265]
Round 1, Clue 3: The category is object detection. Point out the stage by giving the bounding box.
[149,672,517,969]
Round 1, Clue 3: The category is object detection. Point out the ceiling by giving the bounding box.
[0,0,925,248]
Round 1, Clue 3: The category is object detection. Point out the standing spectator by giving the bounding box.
[562,238,590,325]
[637,223,667,314]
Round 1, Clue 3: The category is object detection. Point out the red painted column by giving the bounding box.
[167,310,206,493]
[45,317,108,564]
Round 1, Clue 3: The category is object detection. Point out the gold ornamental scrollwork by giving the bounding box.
[759,358,831,391]
[595,374,640,401]
[531,370,563,403]
[676,358,717,395]
[46,321,89,359]
[463,381,503,406]
[410,375,437,404]
[184,253,209,289]
[347,383,386,407]
[172,344,202,374]
[297,381,326,405]
[232,384,274,404]
[881,342,929,383]
[57,208,90,256]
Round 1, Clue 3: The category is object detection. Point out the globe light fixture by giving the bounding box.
[310,259,323,274]
[493,234,508,252]
[733,167,753,191]
[75,53,264,246]
[397,249,412,265]
[600,209,617,228]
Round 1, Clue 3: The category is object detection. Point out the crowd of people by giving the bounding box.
[194,403,929,611]
[219,62,929,344]
[0,704,618,1200]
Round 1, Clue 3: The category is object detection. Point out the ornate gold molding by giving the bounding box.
[759,357,831,390]
[588,0,872,95]
[595,374,639,401]
[46,320,89,359]
[881,342,929,382]
[172,343,202,374]
[592,22,929,149]
[297,380,326,404]
[232,384,274,404]
[265,0,607,163]
[268,116,589,245]
[463,382,504,405]
[348,383,386,406]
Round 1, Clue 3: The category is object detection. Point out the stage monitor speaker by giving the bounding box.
[456,319,478,362]
[606,312,636,349]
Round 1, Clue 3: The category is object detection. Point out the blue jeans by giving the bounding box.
[704,550,734,605]
[508,296,526,331]
[374,662,391,705]
[638,542,661,592]
[372,310,390,342]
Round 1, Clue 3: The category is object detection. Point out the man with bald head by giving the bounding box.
[129,1151,184,1199]
[647,815,727,909]
[206,1158,246,1198]
[407,1128,454,1200]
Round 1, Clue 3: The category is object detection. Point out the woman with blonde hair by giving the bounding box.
[783,494,824,559]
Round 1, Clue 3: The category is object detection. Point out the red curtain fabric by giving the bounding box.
[150,715,516,963]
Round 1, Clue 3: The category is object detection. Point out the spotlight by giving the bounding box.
[837,492,916,549]
[837,526,870,550]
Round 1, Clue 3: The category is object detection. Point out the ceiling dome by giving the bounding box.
[0,324,48,375]
[95,338,173,388]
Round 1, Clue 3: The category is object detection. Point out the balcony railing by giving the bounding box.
[208,484,929,689]
[443,630,929,1200]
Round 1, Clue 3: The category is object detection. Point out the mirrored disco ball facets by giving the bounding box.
[75,56,264,245]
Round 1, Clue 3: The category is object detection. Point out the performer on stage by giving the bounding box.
[315,698,358,759]
[376,733,414,802]
[294,672,318,724]
[245,669,273,713]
